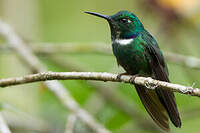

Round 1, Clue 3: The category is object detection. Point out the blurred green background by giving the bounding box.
[0,0,200,133]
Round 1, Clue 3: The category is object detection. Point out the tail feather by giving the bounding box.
[135,84,170,131]
[152,61,182,128]
[156,89,181,127]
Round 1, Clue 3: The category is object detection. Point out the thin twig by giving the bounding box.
[0,71,199,97]
[65,114,77,133]
[0,112,11,133]
[0,20,111,133]
[163,51,200,69]
[1,43,200,70]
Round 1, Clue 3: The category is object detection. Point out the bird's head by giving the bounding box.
[85,10,144,40]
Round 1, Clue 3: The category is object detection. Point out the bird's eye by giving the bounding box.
[120,18,132,23]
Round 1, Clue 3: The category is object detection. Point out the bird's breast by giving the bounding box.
[112,40,152,75]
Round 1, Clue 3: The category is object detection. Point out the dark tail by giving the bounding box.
[155,87,181,128]
[152,62,182,128]
[135,84,170,131]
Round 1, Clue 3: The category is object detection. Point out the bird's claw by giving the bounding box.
[116,72,128,80]
[129,74,139,83]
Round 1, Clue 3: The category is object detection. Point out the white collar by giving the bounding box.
[114,38,133,45]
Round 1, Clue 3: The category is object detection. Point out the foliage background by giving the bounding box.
[0,0,200,133]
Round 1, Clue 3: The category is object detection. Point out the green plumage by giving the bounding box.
[112,30,153,76]
[85,10,181,131]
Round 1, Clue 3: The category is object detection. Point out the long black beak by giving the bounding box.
[84,11,111,21]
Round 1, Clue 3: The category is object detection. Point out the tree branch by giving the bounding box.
[163,51,200,70]
[0,20,111,133]
[1,43,200,70]
[47,56,161,131]
[0,71,199,97]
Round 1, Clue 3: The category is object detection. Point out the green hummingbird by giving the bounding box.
[85,10,181,131]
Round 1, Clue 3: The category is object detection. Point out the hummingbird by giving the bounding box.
[85,10,181,131]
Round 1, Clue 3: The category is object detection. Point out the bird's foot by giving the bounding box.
[129,74,139,84]
[116,72,129,80]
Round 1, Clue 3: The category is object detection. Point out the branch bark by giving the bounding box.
[0,20,111,133]
[0,71,199,97]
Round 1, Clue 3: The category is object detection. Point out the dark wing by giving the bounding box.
[141,30,181,128]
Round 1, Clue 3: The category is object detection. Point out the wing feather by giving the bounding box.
[141,30,181,127]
